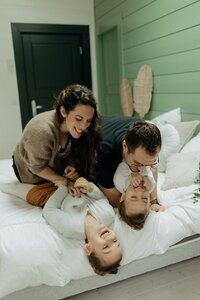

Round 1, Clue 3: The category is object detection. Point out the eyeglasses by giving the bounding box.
[127,157,159,171]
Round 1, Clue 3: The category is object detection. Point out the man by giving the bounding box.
[97,117,161,207]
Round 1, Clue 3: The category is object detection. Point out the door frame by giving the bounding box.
[11,23,91,128]
[96,14,123,115]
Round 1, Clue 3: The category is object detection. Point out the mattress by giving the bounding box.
[0,159,200,298]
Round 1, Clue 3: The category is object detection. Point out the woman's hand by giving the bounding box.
[53,178,68,187]
[74,177,93,194]
[63,165,79,182]
[67,180,81,197]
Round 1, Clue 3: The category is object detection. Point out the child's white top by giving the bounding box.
[43,183,115,240]
[113,162,156,193]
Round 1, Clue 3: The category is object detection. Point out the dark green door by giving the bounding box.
[12,23,91,128]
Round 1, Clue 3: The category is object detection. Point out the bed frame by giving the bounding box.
[2,234,200,300]
[2,104,200,299]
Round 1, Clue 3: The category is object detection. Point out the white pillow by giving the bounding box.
[171,121,200,151]
[0,181,34,200]
[158,124,180,172]
[151,107,181,125]
[161,151,200,190]
[181,132,200,153]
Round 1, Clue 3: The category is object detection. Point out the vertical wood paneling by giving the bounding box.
[94,0,200,120]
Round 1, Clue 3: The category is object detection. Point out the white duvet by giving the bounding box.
[0,159,200,298]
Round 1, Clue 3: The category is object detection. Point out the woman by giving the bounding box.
[13,84,101,205]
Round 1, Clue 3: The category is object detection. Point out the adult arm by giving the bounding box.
[149,166,158,204]
[37,166,65,183]
[98,185,121,208]
[109,161,133,207]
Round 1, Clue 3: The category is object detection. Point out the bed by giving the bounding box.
[0,108,200,300]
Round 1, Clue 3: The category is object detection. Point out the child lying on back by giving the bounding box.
[114,162,165,230]
[43,177,123,275]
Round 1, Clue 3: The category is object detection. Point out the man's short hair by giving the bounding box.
[125,121,161,155]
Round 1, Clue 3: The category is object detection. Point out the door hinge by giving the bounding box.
[79,46,82,55]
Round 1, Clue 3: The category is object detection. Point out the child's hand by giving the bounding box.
[131,173,143,187]
[63,165,79,182]
[67,181,81,197]
[74,177,93,194]
[151,203,165,212]
[53,178,68,187]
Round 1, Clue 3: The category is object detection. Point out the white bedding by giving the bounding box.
[0,159,200,298]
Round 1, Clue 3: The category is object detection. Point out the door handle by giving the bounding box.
[31,99,43,117]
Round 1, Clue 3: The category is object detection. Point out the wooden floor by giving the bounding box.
[66,256,200,300]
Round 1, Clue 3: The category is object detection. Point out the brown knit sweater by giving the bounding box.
[13,110,62,184]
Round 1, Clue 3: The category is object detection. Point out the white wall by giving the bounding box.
[0,0,97,159]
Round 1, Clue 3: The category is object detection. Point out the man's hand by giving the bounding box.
[151,203,165,212]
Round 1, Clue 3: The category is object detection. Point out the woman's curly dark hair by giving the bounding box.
[54,84,102,180]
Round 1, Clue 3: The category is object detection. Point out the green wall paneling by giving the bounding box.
[123,0,155,18]
[123,0,198,33]
[153,72,200,93]
[125,49,200,78]
[150,94,200,115]
[94,0,200,120]
[95,0,125,21]
[124,25,200,65]
[95,0,105,7]
[123,1,200,49]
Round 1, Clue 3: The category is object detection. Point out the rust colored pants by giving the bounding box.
[26,182,57,207]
